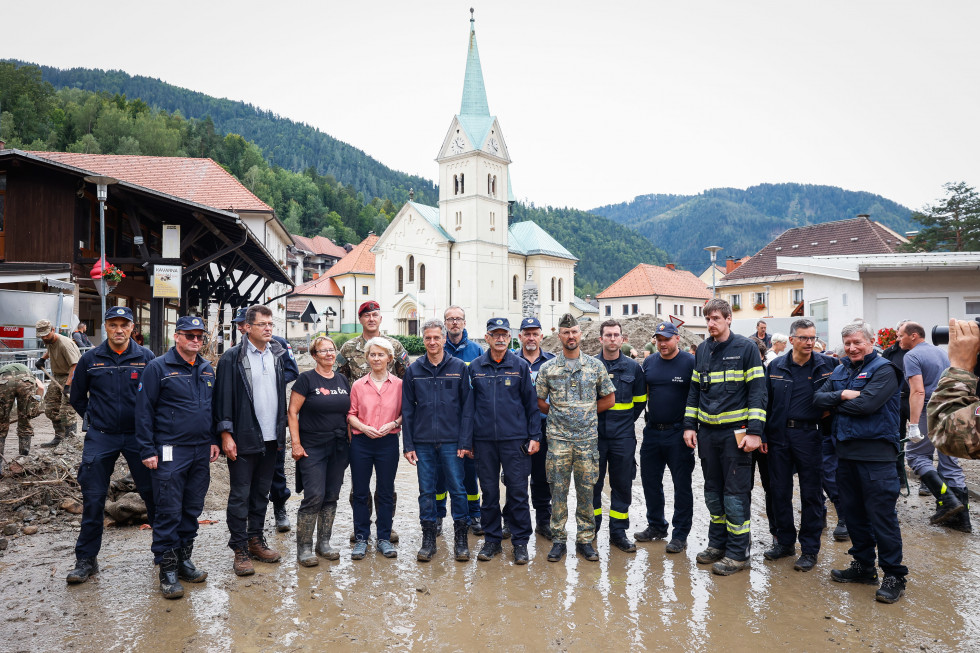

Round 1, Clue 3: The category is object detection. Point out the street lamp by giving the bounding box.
[764,284,772,318]
[704,246,723,298]
[84,175,119,330]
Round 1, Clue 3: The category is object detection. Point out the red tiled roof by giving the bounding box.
[287,298,312,313]
[27,151,273,213]
[327,235,377,277]
[291,275,343,297]
[291,234,348,259]
[722,217,908,281]
[597,264,711,300]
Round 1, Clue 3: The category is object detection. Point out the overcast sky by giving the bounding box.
[5,1,978,212]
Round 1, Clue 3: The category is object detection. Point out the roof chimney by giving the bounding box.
[666,263,676,271]
[725,256,738,274]
[857,213,870,219]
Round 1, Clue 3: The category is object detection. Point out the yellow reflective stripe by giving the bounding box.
[724,370,745,382]
[610,402,635,411]
[633,394,648,403]
[594,508,603,516]
[708,371,726,382]
[745,366,765,382]
[696,408,749,425]
[467,494,480,501]
[685,407,699,418]
[747,408,767,423]
[691,370,701,382]
[710,514,726,524]
[727,519,751,535]
[435,492,447,501]
[609,510,628,520]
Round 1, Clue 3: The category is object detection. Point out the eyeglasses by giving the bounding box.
[316,349,337,355]
[249,322,275,329]
[178,333,205,341]
[445,317,465,323]
[791,336,817,342]
[489,333,510,340]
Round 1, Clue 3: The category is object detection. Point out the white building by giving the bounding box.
[596,263,711,337]
[371,14,578,335]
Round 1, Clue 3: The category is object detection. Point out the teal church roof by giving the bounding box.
[458,13,495,151]
[508,221,578,261]
[408,201,454,242]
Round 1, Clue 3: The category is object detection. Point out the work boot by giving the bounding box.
[469,516,484,536]
[66,557,98,584]
[233,547,254,576]
[159,549,184,599]
[575,542,600,561]
[830,560,879,584]
[513,543,529,565]
[501,521,512,540]
[316,505,340,560]
[453,520,470,561]
[435,519,443,538]
[594,514,602,536]
[696,547,724,564]
[712,557,750,575]
[274,503,291,533]
[875,575,906,604]
[417,520,437,562]
[763,543,796,560]
[351,539,368,560]
[547,541,567,562]
[610,533,637,553]
[634,525,668,542]
[177,543,207,582]
[665,539,687,554]
[918,481,932,496]
[39,435,62,448]
[535,522,553,540]
[794,553,817,572]
[64,421,78,441]
[296,511,318,567]
[920,470,965,525]
[948,487,972,533]
[247,535,281,563]
[478,541,502,561]
[18,434,32,456]
[833,518,850,542]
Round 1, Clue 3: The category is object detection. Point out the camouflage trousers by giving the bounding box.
[546,438,600,543]
[43,374,74,438]
[0,372,43,455]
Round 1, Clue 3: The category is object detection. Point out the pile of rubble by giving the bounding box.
[541,314,702,357]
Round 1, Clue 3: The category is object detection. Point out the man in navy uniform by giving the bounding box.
[136,316,220,599]
[66,306,156,584]
[233,307,298,532]
[469,317,541,564]
[515,317,554,538]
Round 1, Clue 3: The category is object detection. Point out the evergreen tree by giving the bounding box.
[905,182,980,252]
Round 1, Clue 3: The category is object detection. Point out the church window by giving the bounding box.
[513,275,518,301]
[455,211,462,230]
[397,266,403,292]
[408,256,415,282]
[558,279,563,302]
[551,277,556,301]
[460,173,465,193]
[419,264,426,291]
[490,212,495,231]
[492,175,497,197]
[488,174,492,195]
[454,174,459,195]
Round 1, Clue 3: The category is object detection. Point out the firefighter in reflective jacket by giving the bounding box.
[594,319,647,552]
[683,299,768,576]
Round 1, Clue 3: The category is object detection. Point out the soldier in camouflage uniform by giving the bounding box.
[536,313,616,562]
[36,318,81,448]
[928,318,980,461]
[0,363,45,459]
[337,300,408,543]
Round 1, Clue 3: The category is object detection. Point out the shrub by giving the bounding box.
[391,334,425,355]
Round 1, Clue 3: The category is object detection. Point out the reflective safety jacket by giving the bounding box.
[69,339,155,434]
[684,332,768,437]
[597,353,646,439]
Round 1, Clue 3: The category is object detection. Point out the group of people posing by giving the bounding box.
[51,296,972,606]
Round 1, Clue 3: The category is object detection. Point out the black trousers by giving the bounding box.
[768,428,825,554]
[593,435,637,537]
[529,431,552,526]
[296,436,349,514]
[699,426,753,561]
[226,440,277,549]
[476,439,532,545]
[837,458,907,578]
[268,442,291,507]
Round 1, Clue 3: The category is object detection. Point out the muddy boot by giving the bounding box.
[696,547,725,565]
[316,505,340,560]
[177,543,207,582]
[159,549,184,599]
[948,487,972,533]
[247,535,281,563]
[39,435,62,449]
[453,520,470,562]
[296,512,319,567]
[830,560,879,584]
[274,503,290,533]
[417,520,437,562]
[712,557,750,576]
[233,547,254,576]
[66,557,98,584]
[18,433,31,456]
[833,518,849,542]
[920,470,965,525]
[64,420,77,441]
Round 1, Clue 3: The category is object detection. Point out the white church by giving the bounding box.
[372,13,580,336]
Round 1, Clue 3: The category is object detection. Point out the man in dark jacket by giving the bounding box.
[469,317,541,564]
[763,318,837,572]
[214,305,289,577]
[402,318,473,562]
[814,320,907,604]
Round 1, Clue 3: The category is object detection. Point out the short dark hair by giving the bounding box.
[901,321,926,339]
[703,298,731,319]
[757,320,767,327]
[790,318,815,336]
[246,305,273,324]
[599,319,622,337]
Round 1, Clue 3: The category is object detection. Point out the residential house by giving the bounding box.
[328,235,378,333]
[287,234,348,285]
[288,273,344,335]
[596,263,711,336]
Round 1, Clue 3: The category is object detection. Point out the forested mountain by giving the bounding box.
[8,61,438,206]
[592,184,915,271]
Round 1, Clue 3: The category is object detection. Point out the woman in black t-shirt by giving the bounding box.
[287,336,351,567]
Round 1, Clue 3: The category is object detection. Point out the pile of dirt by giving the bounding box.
[541,314,702,357]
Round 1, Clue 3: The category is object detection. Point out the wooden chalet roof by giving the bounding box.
[597,264,711,300]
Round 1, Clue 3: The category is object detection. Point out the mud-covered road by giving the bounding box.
[2,420,978,652]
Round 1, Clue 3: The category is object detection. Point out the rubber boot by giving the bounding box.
[296,511,319,567]
[417,520,437,562]
[18,433,31,456]
[316,504,340,560]
[949,487,972,533]
[920,470,965,525]
[177,543,207,582]
[159,549,185,599]
[453,519,470,562]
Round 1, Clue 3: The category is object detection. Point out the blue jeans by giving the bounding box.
[436,456,481,522]
[639,426,695,541]
[416,443,467,523]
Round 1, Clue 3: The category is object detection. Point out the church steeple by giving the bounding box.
[460,8,490,117]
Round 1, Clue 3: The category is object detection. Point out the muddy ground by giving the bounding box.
[2,414,979,652]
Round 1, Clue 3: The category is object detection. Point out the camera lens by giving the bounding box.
[932,326,949,345]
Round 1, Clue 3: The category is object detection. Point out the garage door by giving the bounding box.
[876,297,949,337]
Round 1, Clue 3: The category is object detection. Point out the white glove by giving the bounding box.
[907,423,923,443]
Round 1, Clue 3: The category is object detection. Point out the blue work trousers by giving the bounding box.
[639,425,695,542]
[836,458,908,578]
[822,431,840,510]
[150,443,211,563]
[698,426,753,561]
[768,427,825,554]
[350,433,398,540]
[75,429,156,559]
[476,439,532,545]
[417,443,467,523]
[593,435,637,537]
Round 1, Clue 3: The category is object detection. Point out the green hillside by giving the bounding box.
[593,183,916,271]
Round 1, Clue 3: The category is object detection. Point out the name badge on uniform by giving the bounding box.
[131,371,139,379]
[162,446,173,462]
[505,379,511,386]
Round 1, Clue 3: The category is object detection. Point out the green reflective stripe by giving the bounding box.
[685,407,699,418]
[633,394,648,403]
[594,508,603,516]
[609,509,628,520]
[697,408,749,425]
[727,519,751,535]
[691,370,701,382]
[747,408,767,422]
[467,494,480,501]
[745,366,765,382]
[610,402,635,411]
[435,492,448,501]
[710,514,726,524]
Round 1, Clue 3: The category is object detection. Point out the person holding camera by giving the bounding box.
[468,318,541,564]
[928,319,980,461]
